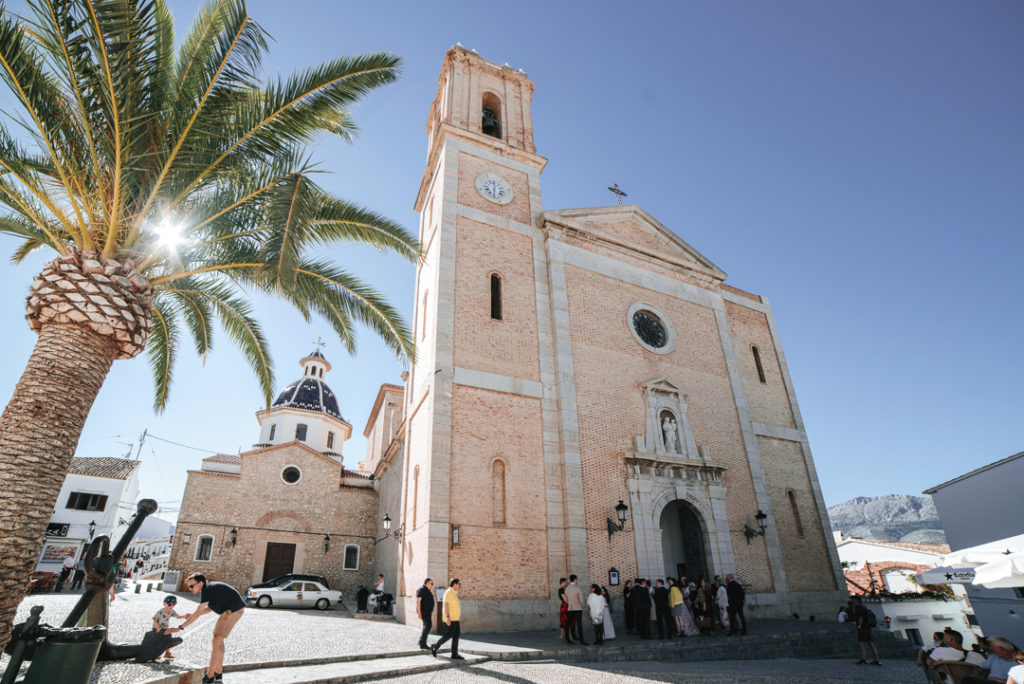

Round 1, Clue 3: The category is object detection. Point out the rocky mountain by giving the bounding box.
[827,494,946,544]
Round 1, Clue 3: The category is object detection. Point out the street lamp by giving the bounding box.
[88,520,96,540]
[229,527,238,547]
[374,514,403,545]
[323,534,331,554]
[744,510,769,544]
[607,500,629,538]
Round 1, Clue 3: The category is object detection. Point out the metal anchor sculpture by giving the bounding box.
[3,498,182,678]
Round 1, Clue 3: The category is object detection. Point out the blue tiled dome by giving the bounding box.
[271,350,344,420]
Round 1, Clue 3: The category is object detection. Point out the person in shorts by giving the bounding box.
[167,573,245,683]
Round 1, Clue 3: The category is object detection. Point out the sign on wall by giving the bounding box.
[40,544,77,564]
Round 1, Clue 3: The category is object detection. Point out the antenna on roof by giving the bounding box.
[134,428,147,460]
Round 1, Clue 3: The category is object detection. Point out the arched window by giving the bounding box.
[752,345,767,383]
[194,534,214,561]
[343,544,359,570]
[295,423,308,441]
[412,465,420,529]
[787,490,804,538]
[268,424,276,441]
[482,92,501,138]
[492,460,506,525]
[490,274,502,320]
[327,432,335,449]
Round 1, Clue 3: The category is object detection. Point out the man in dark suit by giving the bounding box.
[726,573,747,635]
[652,579,673,639]
[630,578,652,639]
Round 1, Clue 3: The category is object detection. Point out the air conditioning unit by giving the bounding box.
[162,570,181,593]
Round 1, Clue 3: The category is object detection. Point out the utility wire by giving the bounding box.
[146,433,224,454]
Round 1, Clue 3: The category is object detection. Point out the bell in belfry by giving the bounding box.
[482,106,501,138]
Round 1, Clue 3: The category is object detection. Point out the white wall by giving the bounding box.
[927,453,1024,646]
[836,538,944,568]
[256,407,350,463]
[865,596,977,647]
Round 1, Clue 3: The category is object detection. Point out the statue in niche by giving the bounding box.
[662,415,679,453]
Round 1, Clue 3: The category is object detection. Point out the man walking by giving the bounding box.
[850,595,881,666]
[167,573,246,683]
[653,579,672,639]
[70,557,86,591]
[431,579,465,660]
[416,578,435,650]
[631,578,652,639]
[726,573,747,635]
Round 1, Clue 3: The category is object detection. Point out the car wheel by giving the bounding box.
[256,595,272,608]
[315,598,330,610]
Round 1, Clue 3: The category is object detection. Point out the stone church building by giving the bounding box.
[380,46,846,630]
[170,46,845,629]
[169,350,380,596]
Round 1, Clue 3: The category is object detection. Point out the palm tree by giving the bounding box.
[0,0,418,648]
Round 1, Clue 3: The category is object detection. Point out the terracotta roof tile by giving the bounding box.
[68,457,140,480]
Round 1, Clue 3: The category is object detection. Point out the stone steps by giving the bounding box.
[208,653,487,683]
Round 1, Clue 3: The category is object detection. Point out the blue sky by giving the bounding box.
[1,1,1021,521]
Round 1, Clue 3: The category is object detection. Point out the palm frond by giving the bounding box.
[147,294,179,411]
[311,192,421,263]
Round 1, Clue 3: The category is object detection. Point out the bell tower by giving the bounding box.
[399,46,570,630]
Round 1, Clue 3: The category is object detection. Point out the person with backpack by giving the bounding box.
[851,595,881,665]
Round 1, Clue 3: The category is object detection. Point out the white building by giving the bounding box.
[925,451,1024,645]
[124,516,175,579]
[37,457,141,572]
[834,532,976,644]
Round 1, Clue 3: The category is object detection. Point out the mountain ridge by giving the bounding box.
[827,493,946,544]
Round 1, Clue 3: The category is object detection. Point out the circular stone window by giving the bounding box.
[627,303,675,354]
[281,466,302,485]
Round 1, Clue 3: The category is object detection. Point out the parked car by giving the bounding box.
[247,573,329,591]
[246,579,341,610]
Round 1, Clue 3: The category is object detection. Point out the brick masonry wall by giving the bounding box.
[756,435,837,592]
[453,216,540,381]
[561,264,776,593]
[457,153,532,225]
[725,300,796,430]
[448,385,547,600]
[169,443,378,597]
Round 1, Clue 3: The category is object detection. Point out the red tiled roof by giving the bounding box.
[202,454,241,465]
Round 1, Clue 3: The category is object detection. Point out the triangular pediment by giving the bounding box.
[541,205,727,281]
[641,377,681,395]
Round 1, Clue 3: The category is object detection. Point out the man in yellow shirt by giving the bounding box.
[431,578,464,660]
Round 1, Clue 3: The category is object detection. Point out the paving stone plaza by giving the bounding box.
[1,582,922,683]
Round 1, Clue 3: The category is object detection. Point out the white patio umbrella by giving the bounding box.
[972,552,1024,589]
[939,533,1024,568]
[913,566,975,585]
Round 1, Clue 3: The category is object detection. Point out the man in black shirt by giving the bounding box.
[630,578,652,639]
[652,579,672,639]
[416,578,436,650]
[168,573,245,683]
[726,574,746,635]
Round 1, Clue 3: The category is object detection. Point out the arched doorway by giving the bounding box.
[660,500,709,581]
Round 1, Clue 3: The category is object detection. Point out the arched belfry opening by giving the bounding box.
[482,92,501,139]
[660,500,710,581]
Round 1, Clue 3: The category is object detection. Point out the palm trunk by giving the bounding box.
[0,322,118,650]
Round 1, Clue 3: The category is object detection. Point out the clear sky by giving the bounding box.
[1,1,1022,521]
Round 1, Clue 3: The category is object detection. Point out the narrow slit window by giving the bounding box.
[327,431,335,449]
[752,345,767,383]
[490,274,502,320]
[787,490,804,538]
[492,460,506,525]
[421,290,429,340]
[268,424,276,441]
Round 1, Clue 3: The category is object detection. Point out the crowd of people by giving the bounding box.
[916,629,1024,684]
[557,573,746,644]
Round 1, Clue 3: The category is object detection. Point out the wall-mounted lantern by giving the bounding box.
[606,500,629,538]
[88,520,96,540]
[744,510,769,544]
[323,534,331,554]
[229,527,238,547]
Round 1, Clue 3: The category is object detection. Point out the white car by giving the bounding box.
[246,580,342,610]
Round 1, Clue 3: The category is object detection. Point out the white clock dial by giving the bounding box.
[474,173,514,205]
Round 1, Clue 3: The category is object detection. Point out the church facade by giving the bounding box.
[383,46,846,630]
[169,351,379,596]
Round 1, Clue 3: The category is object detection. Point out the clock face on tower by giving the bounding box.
[474,172,514,205]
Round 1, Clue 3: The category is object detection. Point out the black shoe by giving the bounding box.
[419,643,429,650]
[202,677,215,684]
[856,659,866,665]
[580,641,588,645]
[431,645,438,657]
[871,660,881,666]
[451,654,465,660]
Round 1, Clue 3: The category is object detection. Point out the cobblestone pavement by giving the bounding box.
[5,586,920,684]
[386,658,923,683]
